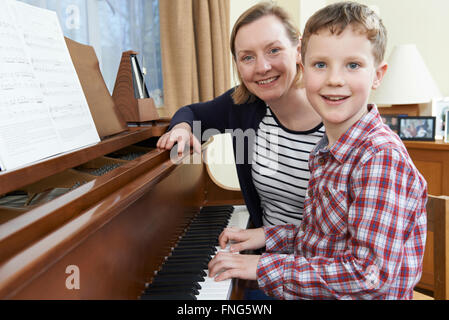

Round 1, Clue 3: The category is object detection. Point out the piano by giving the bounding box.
[0,40,247,300]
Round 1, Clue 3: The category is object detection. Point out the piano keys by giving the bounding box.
[141,205,249,300]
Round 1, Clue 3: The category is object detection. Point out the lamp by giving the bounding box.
[370,44,442,115]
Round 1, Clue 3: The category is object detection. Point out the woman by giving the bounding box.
[157,2,323,228]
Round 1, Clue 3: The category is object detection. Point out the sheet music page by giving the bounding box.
[11,1,100,153]
[0,0,62,170]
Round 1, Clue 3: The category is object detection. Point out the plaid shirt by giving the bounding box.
[257,105,427,300]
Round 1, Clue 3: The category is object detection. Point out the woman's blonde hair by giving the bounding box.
[230,2,301,104]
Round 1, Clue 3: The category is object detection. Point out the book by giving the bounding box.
[0,0,100,172]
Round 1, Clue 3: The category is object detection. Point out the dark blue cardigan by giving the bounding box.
[169,88,267,227]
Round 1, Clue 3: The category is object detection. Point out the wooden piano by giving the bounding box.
[0,40,245,299]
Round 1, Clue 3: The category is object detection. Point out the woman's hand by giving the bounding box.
[156,122,201,155]
[218,227,266,253]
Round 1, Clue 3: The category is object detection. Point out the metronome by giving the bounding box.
[112,51,159,124]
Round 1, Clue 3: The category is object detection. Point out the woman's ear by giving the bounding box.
[296,38,302,64]
[372,61,388,90]
[297,62,305,88]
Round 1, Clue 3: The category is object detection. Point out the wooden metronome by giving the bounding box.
[112,51,159,124]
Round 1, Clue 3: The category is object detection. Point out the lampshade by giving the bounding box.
[370,44,442,105]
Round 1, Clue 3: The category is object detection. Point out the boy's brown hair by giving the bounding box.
[230,2,301,104]
[301,1,387,65]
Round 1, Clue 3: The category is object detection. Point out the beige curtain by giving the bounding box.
[159,0,231,117]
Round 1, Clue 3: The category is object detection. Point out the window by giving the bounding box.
[18,0,164,106]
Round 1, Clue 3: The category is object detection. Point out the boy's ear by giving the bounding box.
[372,61,388,90]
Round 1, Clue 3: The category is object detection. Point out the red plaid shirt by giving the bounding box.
[257,106,427,300]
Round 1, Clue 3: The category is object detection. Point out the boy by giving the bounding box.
[208,2,427,300]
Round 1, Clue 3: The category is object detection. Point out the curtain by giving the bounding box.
[17,0,164,107]
[159,0,231,117]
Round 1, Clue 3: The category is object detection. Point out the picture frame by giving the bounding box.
[445,110,449,143]
[431,98,449,140]
[380,114,407,134]
[398,116,436,141]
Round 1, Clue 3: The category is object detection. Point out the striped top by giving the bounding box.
[252,106,325,226]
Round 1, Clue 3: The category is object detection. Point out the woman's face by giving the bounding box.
[234,15,300,105]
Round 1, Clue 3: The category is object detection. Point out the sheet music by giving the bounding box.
[12,1,100,152]
[0,0,62,170]
[0,1,100,171]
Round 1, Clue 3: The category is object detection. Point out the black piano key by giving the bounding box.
[144,285,200,296]
[179,237,219,245]
[175,243,217,250]
[161,262,208,271]
[181,231,220,238]
[196,212,231,218]
[176,239,219,246]
[187,220,228,227]
[171,245,215,251]
[200,206,234,213]
[169,250,212,257]
[157,268,206,277]
[194,213,231,219]
[183,227,225,234]
[192,216,230,222]
[178,239,219,247]
[146,280,201,290]
[187,222,228,229]
[165,256,211,263]
[188,219,229,226]
[161,262,209,271]
[170,248,215,256]
[141,293,197,300]
[196,210,231,216]
[151,274,204,284]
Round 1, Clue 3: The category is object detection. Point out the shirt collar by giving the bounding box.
[314,104,383,163]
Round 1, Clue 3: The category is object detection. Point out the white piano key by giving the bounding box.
[197,270,232,300]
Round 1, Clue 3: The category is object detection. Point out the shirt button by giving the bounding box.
[308,190,313,197]
[318,158,325,165]
[324,190,330,197]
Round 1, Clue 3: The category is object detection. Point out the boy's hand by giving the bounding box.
[208,253,260,281]
[156,122,201,155]
[218,227,265,253]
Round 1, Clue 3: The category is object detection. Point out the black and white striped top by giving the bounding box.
[252,107,325,226]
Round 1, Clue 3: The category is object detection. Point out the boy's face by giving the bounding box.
[302,26,387,133]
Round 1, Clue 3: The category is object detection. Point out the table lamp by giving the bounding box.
[370,44,442,116]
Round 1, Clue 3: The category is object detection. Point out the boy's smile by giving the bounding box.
[302,26,387,145]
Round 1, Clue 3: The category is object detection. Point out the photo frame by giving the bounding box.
[431,98,449,140]
[398,116,436,141]
[380,114,407,134]
[445,110,449,143]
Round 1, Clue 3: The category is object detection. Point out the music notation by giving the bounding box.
[0,1,99,171]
